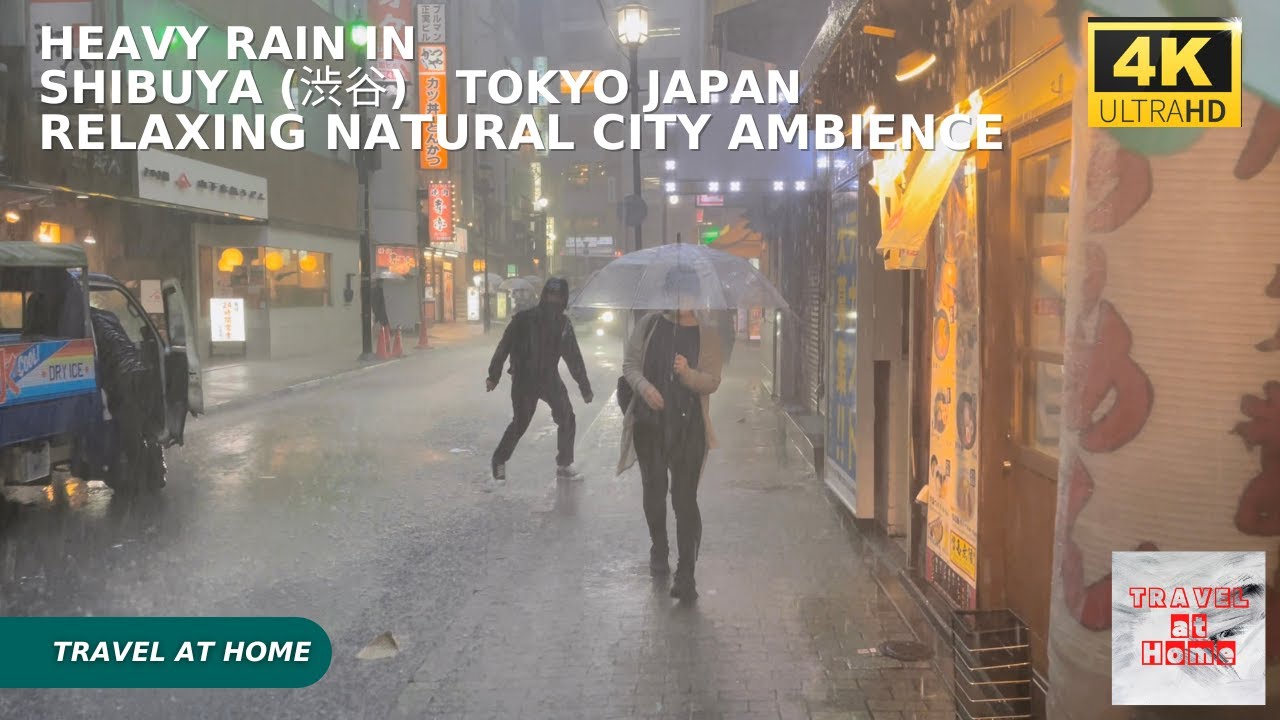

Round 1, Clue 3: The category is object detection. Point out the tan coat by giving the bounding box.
[616,311,723,476]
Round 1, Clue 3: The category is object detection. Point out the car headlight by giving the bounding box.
[601,311,615,323]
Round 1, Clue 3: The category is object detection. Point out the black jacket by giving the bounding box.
[90,307,151,423]
[371,282,390,327]
[487,278,591,394]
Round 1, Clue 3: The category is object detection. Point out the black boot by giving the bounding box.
[650,544,670,576]
[670,571,697,601]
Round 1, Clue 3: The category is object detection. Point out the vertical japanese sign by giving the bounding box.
[924,159,980,609]
[826,189,858,492]
[428,182,453,244]
[416,3,448,170]
[368,0,414,85]
[415,3,445,42]
[209,298,246,343]
[29,0,93,87]
[418,45,448,169]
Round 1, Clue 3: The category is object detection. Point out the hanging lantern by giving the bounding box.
[220,247,245,267]
[299,255,318,273]
[264,251,284,271]
[217,258,233,273]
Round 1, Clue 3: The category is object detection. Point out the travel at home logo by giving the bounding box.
[1111,551,1267,706]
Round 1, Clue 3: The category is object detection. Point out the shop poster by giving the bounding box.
[826,189,859,489]
[924,158,980,609]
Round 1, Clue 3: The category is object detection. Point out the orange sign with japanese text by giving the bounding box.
[418,44,448,169]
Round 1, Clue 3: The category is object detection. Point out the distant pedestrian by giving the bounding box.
[371,278,390,330]
[487,277,593,481]
[617,267,723,601]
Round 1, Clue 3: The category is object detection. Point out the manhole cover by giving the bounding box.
[878,640,933,661]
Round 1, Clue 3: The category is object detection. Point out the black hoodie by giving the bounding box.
[487,277,591,394]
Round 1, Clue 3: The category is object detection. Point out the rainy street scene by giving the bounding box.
[1,1,1279,719]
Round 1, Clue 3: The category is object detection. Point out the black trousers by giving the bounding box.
[634,419,707,579]
[493,379,576,467]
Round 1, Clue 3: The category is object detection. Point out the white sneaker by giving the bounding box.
[556,464,583,481]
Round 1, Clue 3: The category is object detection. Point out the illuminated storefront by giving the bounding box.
[801,0,1074,709]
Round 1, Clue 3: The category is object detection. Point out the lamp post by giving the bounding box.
[616,3,649,253]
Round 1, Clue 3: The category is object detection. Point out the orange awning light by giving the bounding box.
[896,50,936,83]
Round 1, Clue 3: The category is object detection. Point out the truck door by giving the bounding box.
[89,282,167,441]
[162,279,202,444]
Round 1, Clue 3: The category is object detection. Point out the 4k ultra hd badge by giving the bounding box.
[1087,17,1242,128]
[1111,551,1267,706]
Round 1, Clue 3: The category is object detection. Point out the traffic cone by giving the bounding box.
[416,320,430,349]
[376,325,391,360]
[391,327,404,358]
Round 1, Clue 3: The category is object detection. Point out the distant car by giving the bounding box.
[567,290,622,339]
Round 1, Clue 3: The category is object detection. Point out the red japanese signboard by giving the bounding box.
[428,183,453,245]
[367,0,414,85]
[376,245,418,274]
[418,44,448,169]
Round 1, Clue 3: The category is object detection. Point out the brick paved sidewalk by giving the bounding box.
[394,349,954,720]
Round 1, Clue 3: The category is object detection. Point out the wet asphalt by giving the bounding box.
[0,326,624,720]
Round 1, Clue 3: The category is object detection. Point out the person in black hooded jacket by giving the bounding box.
[486,277,593,480]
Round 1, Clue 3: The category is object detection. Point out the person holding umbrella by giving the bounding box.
[617,266,723,601]
[572,238,788,600]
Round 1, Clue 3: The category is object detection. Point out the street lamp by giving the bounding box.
[616,4,650,45]
[537,197,549,209]
[617,3,649,252]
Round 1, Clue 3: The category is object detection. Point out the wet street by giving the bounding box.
[0,330,952,720]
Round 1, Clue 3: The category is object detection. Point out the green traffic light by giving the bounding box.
[349,22,372,47]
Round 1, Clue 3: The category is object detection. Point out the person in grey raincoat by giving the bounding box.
[617,267,723,601]
[487,277,593,481]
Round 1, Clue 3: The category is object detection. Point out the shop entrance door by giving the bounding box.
[442,263,454,321]
[998,113,1072,676]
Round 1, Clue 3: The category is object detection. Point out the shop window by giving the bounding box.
[1018,141,1070,459]
[35,222,66,244]
[567,164,592,187]
[264,249,331,308]
[199,246,266,319]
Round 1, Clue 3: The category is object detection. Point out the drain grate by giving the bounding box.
[878,640,934,662]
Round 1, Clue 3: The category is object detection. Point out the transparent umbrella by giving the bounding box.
[473,273,503,289]
[499,277,535,293]
[570,242,788,311]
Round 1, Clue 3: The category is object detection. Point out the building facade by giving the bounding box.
[2,0,364,362]
[796,0,1070,713]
